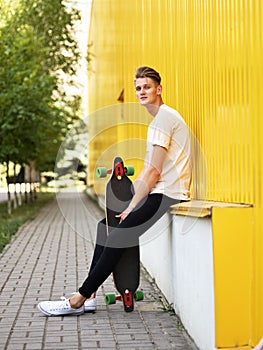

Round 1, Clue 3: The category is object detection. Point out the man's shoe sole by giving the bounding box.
[38,303,84,316]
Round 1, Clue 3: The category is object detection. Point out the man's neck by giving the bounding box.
[146,100,164,117]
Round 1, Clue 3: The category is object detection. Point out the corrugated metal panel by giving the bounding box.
[88,0,263,344]
[88,0,259,204]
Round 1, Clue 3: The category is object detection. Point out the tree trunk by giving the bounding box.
[18,181,22,206]
[13,163,18,209]
[24,184,28,204]
[6,160,12,215]
[29,165,33,202]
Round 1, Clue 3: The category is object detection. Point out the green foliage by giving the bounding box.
[0,191,54,253]
[20,0,81,75]
[0,0,82,172]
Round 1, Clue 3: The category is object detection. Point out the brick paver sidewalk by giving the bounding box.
[0,191,198,350]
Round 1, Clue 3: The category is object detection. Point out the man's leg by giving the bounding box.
[77,194,179,299]
[65,194,180,309]
[82,218,108,303]
[88,218,107,274]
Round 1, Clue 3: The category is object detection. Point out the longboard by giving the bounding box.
[96,157,144,312]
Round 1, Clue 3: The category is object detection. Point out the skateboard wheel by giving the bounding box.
[134,290,144,301]
[105,294,116,305]
[125,166,134,176]
[96,167,107,178]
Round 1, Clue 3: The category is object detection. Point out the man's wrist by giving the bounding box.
[128,203,136,211]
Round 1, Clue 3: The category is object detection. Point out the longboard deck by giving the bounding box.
[105,157,140,311]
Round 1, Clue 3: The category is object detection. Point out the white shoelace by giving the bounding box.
[49,299,71,312]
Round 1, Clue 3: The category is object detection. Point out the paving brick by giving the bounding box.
[0,192,198,350]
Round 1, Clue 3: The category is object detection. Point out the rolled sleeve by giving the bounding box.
[148,124,171,149]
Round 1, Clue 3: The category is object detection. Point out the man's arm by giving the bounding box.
[116,145,167,223]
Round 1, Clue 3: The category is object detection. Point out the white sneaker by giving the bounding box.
[84,297,96,312]
[60,294,96,313]
[38,298,84,316]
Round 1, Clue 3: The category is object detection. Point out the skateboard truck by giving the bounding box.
[105,289,144,312]
[123,289,134,312]
[114,162,124,178]
[96,163,134,178]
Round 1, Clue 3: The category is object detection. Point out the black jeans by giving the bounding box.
[78,194,181,298]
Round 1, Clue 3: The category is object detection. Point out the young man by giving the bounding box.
[38,66,192,316]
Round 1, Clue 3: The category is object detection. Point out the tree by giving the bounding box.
[0,0,82,213]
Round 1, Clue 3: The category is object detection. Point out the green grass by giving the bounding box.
[0,192,55,253]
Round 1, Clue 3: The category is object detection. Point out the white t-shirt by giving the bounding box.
[146,104,192,200]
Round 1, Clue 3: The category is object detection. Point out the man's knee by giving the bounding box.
[96,218,107,246]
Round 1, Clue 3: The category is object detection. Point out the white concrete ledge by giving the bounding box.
[140,200,252,350]
[140,212,214,350]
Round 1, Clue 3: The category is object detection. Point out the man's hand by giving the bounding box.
[115,145,167,224]
[115,201,136,223]
[115,207,132,224]
[115,211,129,224]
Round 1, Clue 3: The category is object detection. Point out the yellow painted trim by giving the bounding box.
[217,347,251,350]
[170,200,251,218]
[212,207,253,347]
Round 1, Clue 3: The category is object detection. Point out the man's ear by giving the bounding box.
[157,85,162,95]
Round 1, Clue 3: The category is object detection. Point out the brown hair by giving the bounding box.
[135,66,161,85]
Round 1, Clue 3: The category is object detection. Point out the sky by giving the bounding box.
[67,0,93,118]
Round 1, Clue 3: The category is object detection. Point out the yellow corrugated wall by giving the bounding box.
[88,0,263,347]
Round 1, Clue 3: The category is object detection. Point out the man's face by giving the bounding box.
[135,77,162,106]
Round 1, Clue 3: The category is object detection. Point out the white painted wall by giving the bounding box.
[140,213,174,301]
[140,213,215,350]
